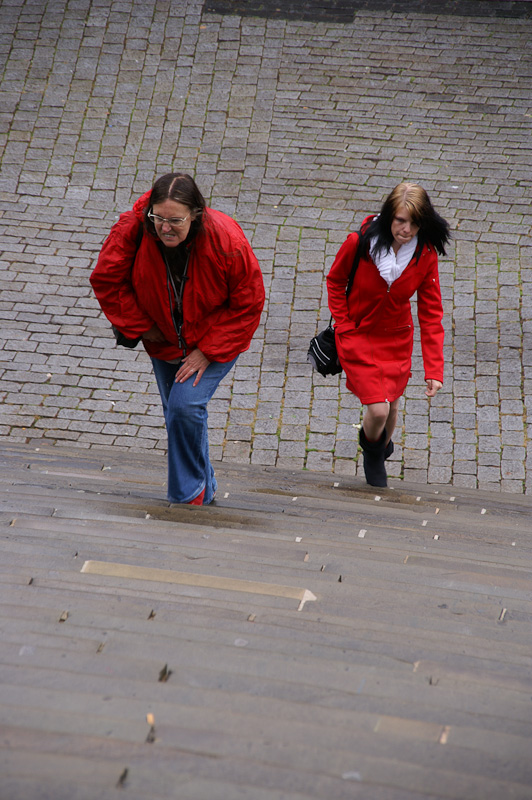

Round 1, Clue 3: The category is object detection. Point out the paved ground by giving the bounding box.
[0,0,531,494]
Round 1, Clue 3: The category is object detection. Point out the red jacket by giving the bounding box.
[90,192,265,362]
[327,220,444,400]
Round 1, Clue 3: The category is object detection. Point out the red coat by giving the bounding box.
[90,192,265,362]
[327,221,444,404]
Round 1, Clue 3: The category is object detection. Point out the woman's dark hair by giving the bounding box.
[361,182,451,260]
[144,173,206,238]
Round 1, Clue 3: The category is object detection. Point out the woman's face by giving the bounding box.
[391,205,419,250]
[151,199,195,247]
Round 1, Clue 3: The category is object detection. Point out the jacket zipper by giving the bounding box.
[163,248,191,356]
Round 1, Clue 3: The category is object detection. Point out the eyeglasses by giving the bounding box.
[148,212,191,229]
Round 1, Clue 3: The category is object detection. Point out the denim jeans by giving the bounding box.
[151,356,238,504]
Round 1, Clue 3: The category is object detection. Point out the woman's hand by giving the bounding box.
[175,348,211,386]
[425,379,442,397]
[142,324,166,343]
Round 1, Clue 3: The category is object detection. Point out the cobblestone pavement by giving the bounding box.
[0,0,531,494]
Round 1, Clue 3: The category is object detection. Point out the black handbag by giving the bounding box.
[112,326,142,348]
[307,232,363,376]
[307,323,342,376]
[111,224,144,349]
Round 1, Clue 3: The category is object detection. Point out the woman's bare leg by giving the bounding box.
[383,398,401,444]
[362,402,387,441]
[362,399,401,443]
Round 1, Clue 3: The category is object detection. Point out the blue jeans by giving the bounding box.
[151,356,238,504]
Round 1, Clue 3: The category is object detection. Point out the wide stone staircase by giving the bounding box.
[1,441,531,800]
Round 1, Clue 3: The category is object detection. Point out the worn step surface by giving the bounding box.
[1,441,531,800]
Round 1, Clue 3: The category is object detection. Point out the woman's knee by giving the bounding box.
[364,404,389,428]
[167,385,207,425]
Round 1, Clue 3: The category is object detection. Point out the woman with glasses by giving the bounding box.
[326,183,450,488]
[91,173,265,505]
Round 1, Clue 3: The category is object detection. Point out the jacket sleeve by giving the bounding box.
[90,212,155,338]
[194,245,265,362]
[416,251,445,383]
[326,233,359,334]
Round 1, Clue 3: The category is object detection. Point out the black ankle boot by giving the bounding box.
[359,428,388,487]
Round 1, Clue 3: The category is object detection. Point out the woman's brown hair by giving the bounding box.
[362,182,450,259]
[144,173,206,238]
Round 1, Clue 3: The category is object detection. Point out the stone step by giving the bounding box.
[1,441,532,800]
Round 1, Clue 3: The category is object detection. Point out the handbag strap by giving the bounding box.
[345,229,363,298]
[327,229,363,326]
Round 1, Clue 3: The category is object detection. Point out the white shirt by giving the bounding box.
[370,235,418,287]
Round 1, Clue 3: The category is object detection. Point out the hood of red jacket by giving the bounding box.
[132,191,151,221]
